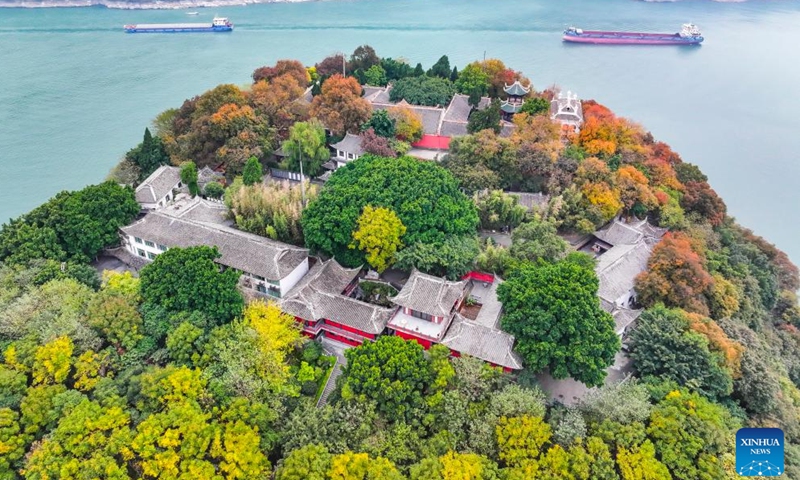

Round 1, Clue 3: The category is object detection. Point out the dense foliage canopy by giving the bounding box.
[302,155,478,267]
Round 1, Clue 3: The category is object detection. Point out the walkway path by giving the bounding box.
[316,337,349,408]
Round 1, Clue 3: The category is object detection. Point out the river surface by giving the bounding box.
[1,0,799,264]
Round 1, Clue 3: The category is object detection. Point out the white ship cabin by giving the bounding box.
[213,17,231,27]
[679,24,701,38]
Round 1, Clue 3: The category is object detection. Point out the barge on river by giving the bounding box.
[563,23,703,45]
[124,17,233,33]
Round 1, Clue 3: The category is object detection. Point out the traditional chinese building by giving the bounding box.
[280,259,395,346]
[550,91,584,133]
[499,80,531,121]
[329,133,365,169]
[388,270,522,371]
[577,218,667,335]
[135,165,183,210]
[120,200,309,298]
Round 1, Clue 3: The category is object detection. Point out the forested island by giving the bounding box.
[0,46,798,479]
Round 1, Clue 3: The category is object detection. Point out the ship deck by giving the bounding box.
[127,23,211,29]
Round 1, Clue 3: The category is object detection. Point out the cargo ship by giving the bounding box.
[124,17,233,33]
[563,23,703,45]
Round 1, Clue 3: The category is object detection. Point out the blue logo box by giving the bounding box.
[736,428,784,477]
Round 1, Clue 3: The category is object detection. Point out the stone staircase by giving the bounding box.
[316,337,349,408]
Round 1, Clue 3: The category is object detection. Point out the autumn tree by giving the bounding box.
[276,444,332,480]
[357,128,394,158]
[310,75,372,136]
[342,336,433,423]
[634,232,714,315]
[315,54,346,77]
[680,181,727,226]
[496,415,551,467]
[497,259,619,387]
[139,246,243,323]
[252,59,310,87]
[615,165,658,216]
[350,206,406,273]
[87,290,143,351]
[249,74,308,136]
[282,119,331,178]
[349,45,381,73]
[388,105,424,143]
[242,156,264,186]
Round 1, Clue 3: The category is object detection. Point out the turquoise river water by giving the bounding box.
[1,0,799,263]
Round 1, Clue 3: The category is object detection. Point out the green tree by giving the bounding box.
[455,63,491,96]
[509,216,569,263]
[0,182,139,264]
[302,155,478,267]
[476,242,515,278]
[364,64,388,86]
[629,306,734,400]
[180,161,199,196]
[126,127,170,181]
[362,109,396,138]
[646,389,736,480]
[242,156,264,186]
[427,55,452,78]
[443,130,518,193]
[389,76,456,107]
[0,408,27,477]
[203,181,225,199]
[276,444,331,480]
[350,206,406,273]
[394,235,480,280]
[282,119,331,178]
[467,99,502,135]
[497,260,619,387]
[166,321,205,366]
[519,97,550,116]
[342,336,433,423]
[139,246,243,323]
[473,190,526,231]
[87,290,143,351]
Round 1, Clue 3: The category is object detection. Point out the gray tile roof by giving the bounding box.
[468,277,504,329]
[120,211,307,281]
[389,269,466,318]
[507,192,550,211]
[441,314,523,370]
[503,81,531,97]
[594,220,644,247]
[135,165,181,204]
[331,133,364,156]
[280,260,392,335]
[439,120,469,138]
[611,307,642,336]
[443,94,489,123]
[596,241,652,304]
[159,197,229,226]
[197,166,224,187]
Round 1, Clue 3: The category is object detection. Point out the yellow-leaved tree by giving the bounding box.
[243,300,305,388]
[32,336,73,385]
[350,206,406,273]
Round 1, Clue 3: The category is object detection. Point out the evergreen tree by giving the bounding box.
[242,156,264,186]
[427,55,451,78]
[467,99,502,134]
[450,66,459,82]
[127,128,170,181]
[180,161,199,196]
[413,63,425,77]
